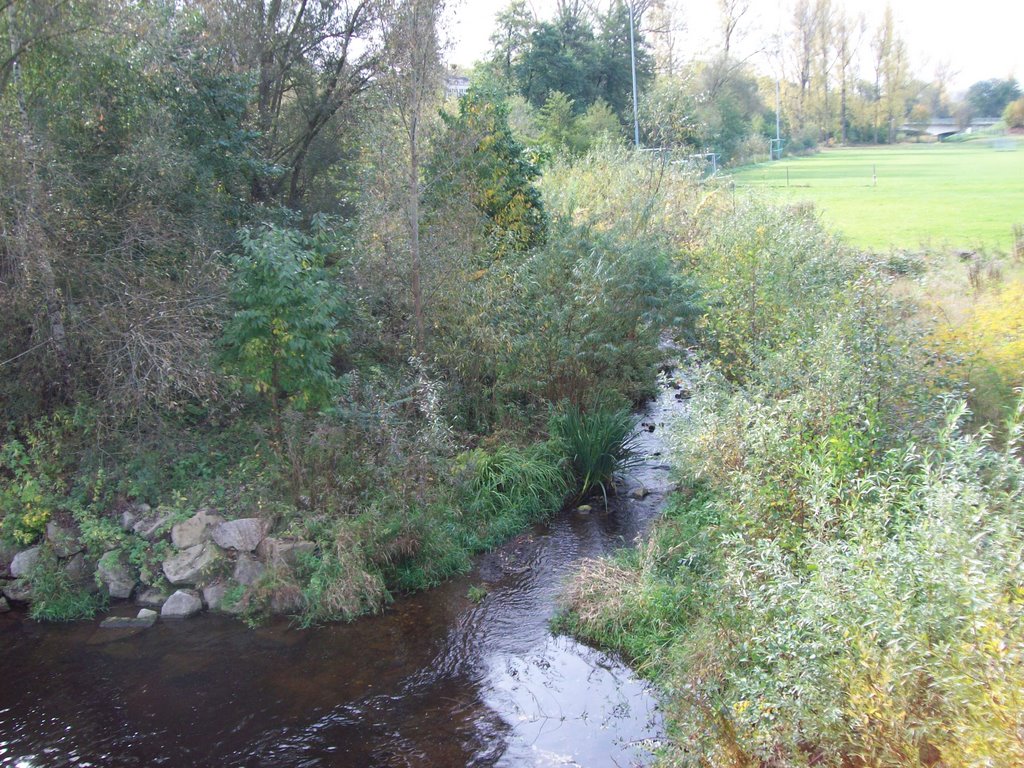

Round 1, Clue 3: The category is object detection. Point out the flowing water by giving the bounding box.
[0,376,687,768]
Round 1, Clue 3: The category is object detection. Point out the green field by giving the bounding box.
[730,138,1024,251]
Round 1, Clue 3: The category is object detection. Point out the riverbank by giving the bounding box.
[0,372,690,767]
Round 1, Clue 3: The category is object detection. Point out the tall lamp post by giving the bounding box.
[628,0,640,148]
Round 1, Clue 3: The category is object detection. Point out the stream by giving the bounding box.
[0,374,686,768]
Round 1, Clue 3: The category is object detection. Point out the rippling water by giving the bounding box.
[0,376,686,768]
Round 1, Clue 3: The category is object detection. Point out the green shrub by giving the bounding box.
[550,404,642,505]
[220,223,347,443]
[27,548,107,622]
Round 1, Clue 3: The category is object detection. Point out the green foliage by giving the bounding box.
[1004,96,1024,130]
[966,77,1021,118]
[561,199,1024,767]
[427,91,546,259]
[467,584,488,602]
[221,224,346,420]
[458,441,569,533]
[0,411,81,546]
[26,548,107,622]
[550,404,641,504]
[693,200,870,380]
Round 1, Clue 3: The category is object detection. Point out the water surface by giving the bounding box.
[0,378,685,767]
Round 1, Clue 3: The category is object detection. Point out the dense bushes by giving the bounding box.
[562,201,1024,767]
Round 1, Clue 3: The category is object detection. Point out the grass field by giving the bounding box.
[730,138,1024,251]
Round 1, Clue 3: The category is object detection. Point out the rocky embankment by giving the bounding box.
[0,506,313,625]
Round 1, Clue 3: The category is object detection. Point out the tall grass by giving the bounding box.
[550,405,643,505]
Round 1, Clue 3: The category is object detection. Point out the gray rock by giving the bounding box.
[233,554,265,587]
[46,520,83,558]
[203,580,246,614]
[202,580,228,611]
[257,537,315,568]
[63,552,99,592]
[161,589,203,619]
[97,550,138,599]
[10,546,41,579]
[162,543,220,586]
[120,502,151,531]
[171,509,224,550]
[137,608,158,622]
[135,586,169,609]
[0,596,9,613]
[212,518,267,552]
[3,578,33,602]
[100,612,158,629]
[132,509,174,542]
[268,585,304,615]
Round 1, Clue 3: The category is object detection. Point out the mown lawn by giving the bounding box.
[730,138,1024,251]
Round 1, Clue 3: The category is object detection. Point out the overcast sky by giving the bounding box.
[446,0,1023,94]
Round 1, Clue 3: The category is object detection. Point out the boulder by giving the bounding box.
[202,580,229,611]
[0,596,9,613]
[100,611,158,629]
[233,554,265,587]
[212,518,267,552]
[63,552,99,592]
[120,502,151,532]
[10,546,41,579]
[630,485,650,500]
[46,520,83,558]
[171,509,224,550]
[162,543,220,586]
[268,584,304,615]
[96,550,138,599]
[161,589,203,619]
[3,578,33,603]
[132,508,174,542]
[135,586,170,609]
[257,537,315,568]
[203,580,246,614]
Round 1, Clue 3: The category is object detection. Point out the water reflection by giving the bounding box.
[1,377,685,767]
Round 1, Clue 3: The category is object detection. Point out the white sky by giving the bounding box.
[447,0,1024,94]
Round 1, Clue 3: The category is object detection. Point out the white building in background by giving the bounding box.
[445,70,470,99]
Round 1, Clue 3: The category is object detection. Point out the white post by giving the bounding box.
[628,0,641,148]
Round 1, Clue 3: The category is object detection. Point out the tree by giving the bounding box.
[966,78,1022,118]
[1004,97,1024,130]
[426,92,545,260]
[197,0,383,208]
[833,9,864,143]
[377,0,444,353]
[489,0,534,87]
[221,225,344,444]
[595,1,653,122]
[537,90,580,152]
[514,19,594,112]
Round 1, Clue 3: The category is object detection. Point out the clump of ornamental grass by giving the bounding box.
[550,404,643,506]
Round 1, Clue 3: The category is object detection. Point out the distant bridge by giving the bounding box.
[902,116,1001,139]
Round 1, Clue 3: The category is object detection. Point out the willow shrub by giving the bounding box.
[561,201,1024,765]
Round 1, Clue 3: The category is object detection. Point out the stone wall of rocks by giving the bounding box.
[0,505,315,623]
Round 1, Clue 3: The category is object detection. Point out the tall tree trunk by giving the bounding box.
[409,116,424,354]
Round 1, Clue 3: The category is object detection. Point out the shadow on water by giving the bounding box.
[0,372,689,768]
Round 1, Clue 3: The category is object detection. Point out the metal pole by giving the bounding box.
[628,0,640,148]
[775,79,781,145]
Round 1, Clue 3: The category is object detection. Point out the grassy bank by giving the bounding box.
[560,199,1024,767]
[731,139,1024,251]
